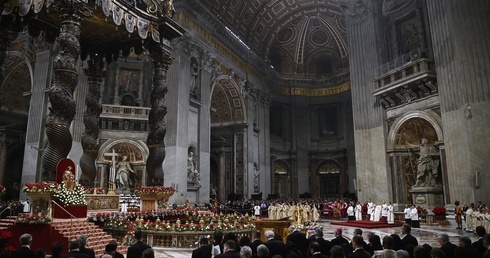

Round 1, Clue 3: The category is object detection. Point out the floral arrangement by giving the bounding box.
[432,206,447,215]
[88,207,196,222]
[53,183,86,206]
[91,209,256,233]
[84,187,105,194]
[0,185,5,193]
[0,229,14,255]
[22,182,59,193]
[134,186,176,195]
[15,213,51,224]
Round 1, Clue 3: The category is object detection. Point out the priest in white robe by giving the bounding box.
[374,204,382,222]
[355,202,363,220]
[410,205,420,228]
[367,199,374,221]
[387,202,394,224]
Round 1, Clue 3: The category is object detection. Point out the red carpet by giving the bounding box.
[330,220,404,229]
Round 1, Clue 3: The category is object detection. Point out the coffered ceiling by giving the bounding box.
[198,0,350,80]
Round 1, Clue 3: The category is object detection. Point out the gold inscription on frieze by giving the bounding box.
[272,82,350,96]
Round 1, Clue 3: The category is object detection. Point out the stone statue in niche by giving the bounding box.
[116,155,134,190]
[406,138,440,187]
[189,59,200,99]
[253,162,260,192]
[187,151,200,187]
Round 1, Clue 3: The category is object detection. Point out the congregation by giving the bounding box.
[192,224,490,258]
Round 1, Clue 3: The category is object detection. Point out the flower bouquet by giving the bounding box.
[134,186,176,195]
[53,183,86,206]
[432,206,447,220]
[84,187,105,194]
[15,213,52,224]
[22,182,59,193]
[0,229,15,257]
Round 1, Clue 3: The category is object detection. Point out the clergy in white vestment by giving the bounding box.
[404,204,412,225]
[347,203,355,220]
[410,205,420,228]
[387,202,394,224]
[121,201,128,212]
[254,203,261,216]
[465,205,474,232]
[374,204,382,222]
[367,199,374,220]
[355,202,363,220]
[381,201,388,223]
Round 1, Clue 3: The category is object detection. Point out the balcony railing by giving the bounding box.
[100,104,150,120]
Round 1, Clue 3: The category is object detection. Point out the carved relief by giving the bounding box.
[339,0,371,24]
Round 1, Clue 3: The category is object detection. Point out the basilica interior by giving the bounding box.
[0,0,489,209]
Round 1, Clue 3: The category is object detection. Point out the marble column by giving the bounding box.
[340,0,389,202]
[426,0,490,204]
[0,132,7,185]
[146,42,173,185]
[42,0,88,180]
[218,150,226,202]
[80,53,106,183]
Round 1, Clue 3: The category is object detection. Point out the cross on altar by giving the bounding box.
[104,149,120,194]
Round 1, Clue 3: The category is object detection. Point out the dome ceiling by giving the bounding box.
[199,0,349,79]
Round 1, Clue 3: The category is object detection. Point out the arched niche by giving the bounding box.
[97,139,149,190]
[316,159,341,198]
[273,159,290,198]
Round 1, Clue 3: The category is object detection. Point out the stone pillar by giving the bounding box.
[426,0,490,204]
[0,132,7,185]
[340,0,389,202]
[80,52,106,183]
[218,150,226,202]
[146,42,173,185]
[42,0,87,180]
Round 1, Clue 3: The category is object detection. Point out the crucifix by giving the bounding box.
[104,149,120,194]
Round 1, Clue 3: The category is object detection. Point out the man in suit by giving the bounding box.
[12,233,34,258]
[263,230,285,258]
[287,225,308,256]
[472,226,487,256]
[331,227,350,255]
[400,224,418,252]
[350,229,371,255]
[60,240,90,258]
[437,233,457,258]
[307,228,332,257]
[192,237,212,258]
[249,231,263,258]
[127,229,151,258]
[216,240,240,258]
[348,235,370,258]
[308,242,328,258]
[482,234,490,258]
[78,235,95,258]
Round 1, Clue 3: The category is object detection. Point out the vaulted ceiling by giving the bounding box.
[199,0,350,80]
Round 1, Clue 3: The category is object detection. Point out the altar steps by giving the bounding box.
[0,216,17,229]
[51,219,127,257]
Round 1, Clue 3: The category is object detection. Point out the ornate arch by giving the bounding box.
[98,139,149,163]
[387,110,443,150]
[210,75,246,124]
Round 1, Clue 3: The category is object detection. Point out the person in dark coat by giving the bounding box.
[400,224,418,251]
[307,228,332,257]
[12,233,34,258]
[78,235,96,258]
[215,240,240,258]
[192,237,212,258]
[437,233,457,258]
[127,230,151,258]
[308,242,328,258]
[263,230,285,258]
[60,240,90,258]
[347,236,370,258]
[471,226,487,256]
[455,236,479,258]
[250,231,264,258]
[330,228,350,255]
[50,242,63,258]
[287,226,308,256]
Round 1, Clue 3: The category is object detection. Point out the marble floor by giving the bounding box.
[151,217,476,258]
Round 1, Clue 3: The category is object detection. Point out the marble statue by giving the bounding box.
[407,138,440,187]
[116,155,134,190]
[187,152,200,187]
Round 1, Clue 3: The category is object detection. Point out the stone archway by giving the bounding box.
[97,139,149,192]
[273,159,290,198]
[210,75,247,200]
[387,111,445,205]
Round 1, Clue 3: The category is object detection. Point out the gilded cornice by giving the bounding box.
[271,82,350,97]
